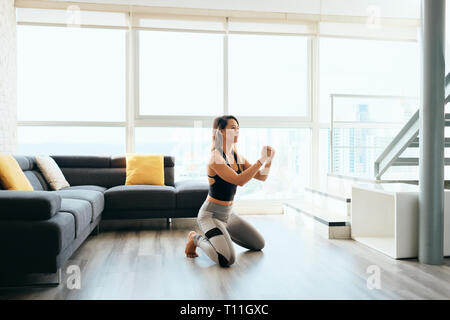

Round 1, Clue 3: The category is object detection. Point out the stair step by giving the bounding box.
[283,200,350,226]
[393,157,450,166]
[283,201,351,239]
[304,187,351,216]
[408,114,450,147]
[304,187,351,203]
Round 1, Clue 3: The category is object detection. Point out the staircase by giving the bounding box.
[374,110,450,180]
[374,72,450,183]
[284,73,450,239]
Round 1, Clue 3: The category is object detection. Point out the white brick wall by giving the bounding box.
[0,0,17,153]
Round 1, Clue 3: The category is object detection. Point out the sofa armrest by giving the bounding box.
[0,191,62,220]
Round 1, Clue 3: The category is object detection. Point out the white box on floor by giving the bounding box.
[351,183,450,259]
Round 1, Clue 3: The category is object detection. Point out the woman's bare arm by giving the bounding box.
[237,153,271,181]
[209,150,265,186]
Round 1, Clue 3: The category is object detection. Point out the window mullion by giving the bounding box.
[223,17,229,115]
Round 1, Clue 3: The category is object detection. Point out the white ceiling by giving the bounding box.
[50,0,421,19]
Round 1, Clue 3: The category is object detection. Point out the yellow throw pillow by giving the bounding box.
[125,153,165,186]
[0,154,34,191]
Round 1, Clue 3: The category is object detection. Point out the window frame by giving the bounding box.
[15,6,420,198]
[133,16,313,125]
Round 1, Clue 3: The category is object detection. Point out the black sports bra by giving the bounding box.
[207,148,242,201]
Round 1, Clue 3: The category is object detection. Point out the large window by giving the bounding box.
[17,24,126,156]
[320,38,420,179]
[135,28,311,200]
[17,25,126,122]
[139,30,224,116]
[228,34,308,117]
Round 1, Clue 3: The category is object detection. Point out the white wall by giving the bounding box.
[0,0,17,153]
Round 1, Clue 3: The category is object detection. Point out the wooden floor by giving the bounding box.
[1,213,450,300]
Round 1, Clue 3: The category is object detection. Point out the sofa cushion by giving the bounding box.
[60,198,92,237]
[59,168,126,189]
[175,179,209,209]
[13,155,34,171]
[0,211,75,257]
[52,189,104,222]
[0,154,33,190]
[51,155,111,168]
[12,155,51,190]
[0,190,62,220]
[23,170,50,191]
[51,155,122,189]
[125,154,165,186]
[111,156,175,187]
[104,185,176,211]
[35,156,70,190]
[60,185,107,193]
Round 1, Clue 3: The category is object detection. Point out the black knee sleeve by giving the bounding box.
[217,253,230,267]
[205,227,222,239]
[206,227,233,267]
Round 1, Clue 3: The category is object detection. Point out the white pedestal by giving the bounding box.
[351,183,450,259]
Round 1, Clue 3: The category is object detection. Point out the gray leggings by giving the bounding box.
[193,200,265,267]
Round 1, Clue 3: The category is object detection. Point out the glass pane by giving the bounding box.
[17,126,126,156]
[320,38,419,123]
[139,30,223,116]
[332,97,418,123]
[228,34,308,117]
[236,128,311,200]
[331,127,401,176]
[319,128,330,188]
[135,126,311,200]
[17,25,126,121]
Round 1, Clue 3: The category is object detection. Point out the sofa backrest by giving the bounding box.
[0,155,175,191]
[52,155,175,188]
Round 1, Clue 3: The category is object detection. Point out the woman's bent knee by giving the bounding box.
[217,252,235,267]
[217,253,231,267]
[253,237,265,251]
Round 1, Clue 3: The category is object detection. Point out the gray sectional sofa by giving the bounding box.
[0,155,209,279]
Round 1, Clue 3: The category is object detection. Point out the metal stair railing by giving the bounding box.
[374,72,450,180]
[373,110,419,179]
